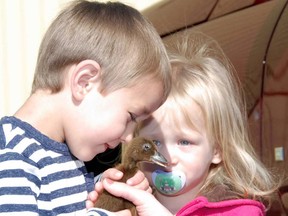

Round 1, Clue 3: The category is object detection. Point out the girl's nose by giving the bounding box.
[169,156,179,165]
[164,145,178,166]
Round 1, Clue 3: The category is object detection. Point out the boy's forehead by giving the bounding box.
[139,116,161,133]
[133,79,164,107]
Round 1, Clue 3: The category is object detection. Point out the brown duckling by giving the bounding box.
[94,136,168,215]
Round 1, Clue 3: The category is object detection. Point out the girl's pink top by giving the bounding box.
[176,196,265,216]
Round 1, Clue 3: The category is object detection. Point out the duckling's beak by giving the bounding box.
[150,151,168,167]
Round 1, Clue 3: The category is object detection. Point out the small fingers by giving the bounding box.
[86,182,105,209]
[102,168,123,181]
[86,190,98,209]
[86,199,95,209]
[95,181,104,193]
[126,170,151,192]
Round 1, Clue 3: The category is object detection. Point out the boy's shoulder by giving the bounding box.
[0,116,31,150]
[0,116,69,164]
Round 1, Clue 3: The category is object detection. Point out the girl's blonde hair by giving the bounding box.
[159,31,279,207]
[32,0,171,100]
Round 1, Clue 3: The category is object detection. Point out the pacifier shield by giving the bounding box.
[152,170,186,195]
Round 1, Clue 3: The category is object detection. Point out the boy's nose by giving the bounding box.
[120,122,136,143]
[122,133,133,143]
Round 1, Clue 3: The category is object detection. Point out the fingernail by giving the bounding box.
[116,171,122,177]
[105,178,113,184]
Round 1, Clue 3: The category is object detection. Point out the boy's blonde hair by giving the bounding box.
[150,31,278,206]
[32,0,171,99]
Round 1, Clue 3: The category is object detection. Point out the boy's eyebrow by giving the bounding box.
[143,105,157,116]
[143,107,150,115]
[137,107,151,121]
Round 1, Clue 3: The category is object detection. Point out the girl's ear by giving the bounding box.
[211,147,222,165]
[70,60,101,102]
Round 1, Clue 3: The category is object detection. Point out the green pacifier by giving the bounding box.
[152,170,186,195]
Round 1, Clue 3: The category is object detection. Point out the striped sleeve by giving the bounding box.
[0,149,40,215]
[0,117,96,215]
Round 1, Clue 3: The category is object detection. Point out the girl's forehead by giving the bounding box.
[164,97,203,118]
[148,100,205,133]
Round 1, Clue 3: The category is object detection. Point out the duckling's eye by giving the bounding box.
[143,143,152,151]
[152,140,161,147]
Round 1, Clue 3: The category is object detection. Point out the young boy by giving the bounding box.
[0,1,171,215]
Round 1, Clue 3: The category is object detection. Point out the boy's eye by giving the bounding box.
[129,112,137,122]
[152,140,161,147]
[178,140,192,146]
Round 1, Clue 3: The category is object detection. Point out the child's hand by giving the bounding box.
[86,168,152,209]
[102,178,172,216]
[86,181,103,209]
[125,170,152,193]
[101,168,151,191]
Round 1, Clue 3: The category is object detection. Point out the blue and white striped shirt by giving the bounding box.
[0,116,109,216]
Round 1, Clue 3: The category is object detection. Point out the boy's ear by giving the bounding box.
[211,147,222,165]
[70,60,101,101]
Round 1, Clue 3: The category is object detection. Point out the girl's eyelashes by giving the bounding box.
[152,139,161,147]
[129,112,137,122]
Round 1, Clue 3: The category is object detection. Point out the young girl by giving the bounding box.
[87,32,280,216]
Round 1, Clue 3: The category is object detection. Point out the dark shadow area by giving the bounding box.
[85,144,122,176]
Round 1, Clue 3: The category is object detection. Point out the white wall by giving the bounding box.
[0,0,72,116]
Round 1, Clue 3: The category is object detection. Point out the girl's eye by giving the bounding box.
[178,140,192,146]
[129,112,137,122]
[152,140,161,147]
